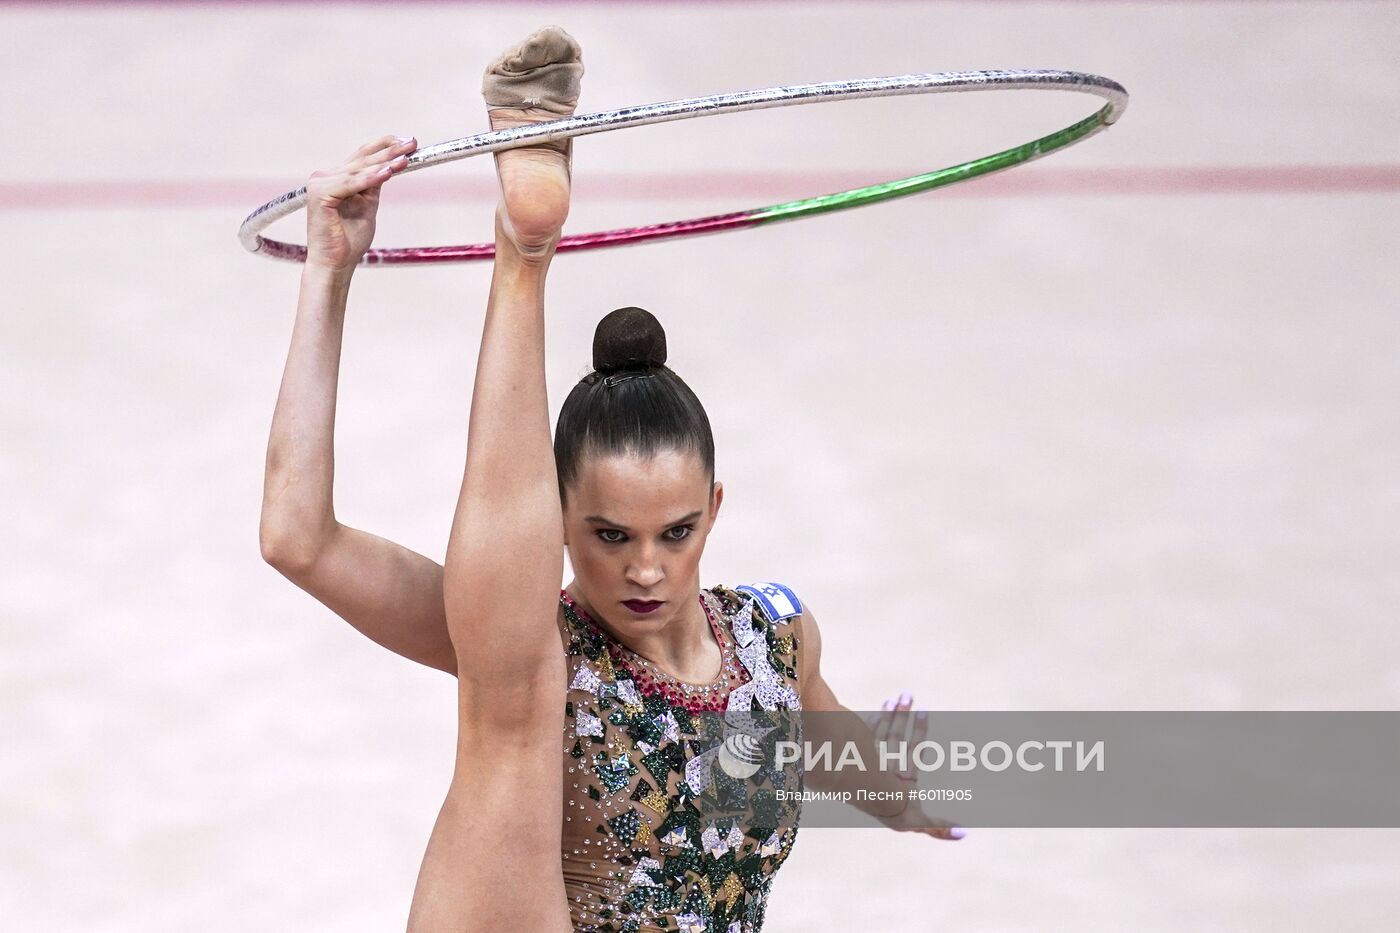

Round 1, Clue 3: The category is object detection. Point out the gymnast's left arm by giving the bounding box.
[796,601,964,841]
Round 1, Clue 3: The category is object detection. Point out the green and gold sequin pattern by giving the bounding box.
[558,585,803,933]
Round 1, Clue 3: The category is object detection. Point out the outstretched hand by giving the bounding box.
[304,134,417,274]
[864,692,966,841]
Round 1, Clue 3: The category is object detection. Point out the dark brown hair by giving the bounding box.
[554,306,715,504]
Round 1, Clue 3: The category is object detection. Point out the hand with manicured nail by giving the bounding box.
[304,134,418,274]
[865,692,966,841]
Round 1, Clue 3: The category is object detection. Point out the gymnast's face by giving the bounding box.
[562,447,722,632]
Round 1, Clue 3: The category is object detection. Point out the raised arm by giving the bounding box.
[259,135,457,675]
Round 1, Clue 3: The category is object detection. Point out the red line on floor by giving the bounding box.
[3,165,1396,211]
[0,0,1389,6]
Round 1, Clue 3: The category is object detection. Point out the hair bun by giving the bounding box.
[593,306,667,373]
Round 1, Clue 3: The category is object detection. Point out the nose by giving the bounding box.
[625,543,664,589]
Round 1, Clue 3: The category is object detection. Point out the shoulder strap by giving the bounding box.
[735,581,802,624]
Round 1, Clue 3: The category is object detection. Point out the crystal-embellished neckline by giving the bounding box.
[559,588,746,706]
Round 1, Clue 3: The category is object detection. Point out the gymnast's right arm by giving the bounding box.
[258,134,459,676]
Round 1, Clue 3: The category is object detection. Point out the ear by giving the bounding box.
[710,480,724,521]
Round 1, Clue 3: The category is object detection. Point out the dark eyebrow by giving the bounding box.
[584,510,703,532]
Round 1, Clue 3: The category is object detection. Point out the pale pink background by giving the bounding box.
[3,1,1398,929]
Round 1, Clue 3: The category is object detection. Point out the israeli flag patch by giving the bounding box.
[737,581,802,623]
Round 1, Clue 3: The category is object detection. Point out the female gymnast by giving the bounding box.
[259,26,961,933]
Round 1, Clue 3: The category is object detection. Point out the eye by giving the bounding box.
[666,524,696,542]
[596,529,626,544]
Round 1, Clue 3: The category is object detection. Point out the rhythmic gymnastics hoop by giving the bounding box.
[238,69,1128,265]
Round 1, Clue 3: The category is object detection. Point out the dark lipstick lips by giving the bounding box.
[623,599,663,614]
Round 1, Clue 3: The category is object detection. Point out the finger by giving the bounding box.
[873,698,895,746]
[309,159,406,202]
[367,156,412,191]
[891,696,919,779]
[893,691,915,758]
[343,137,417,175]
[345,134,416,164]
[913,704,930,745]
[928,824,967,841]
[917,815,967,841]
[905,716,924,780]
[310,150,408,193]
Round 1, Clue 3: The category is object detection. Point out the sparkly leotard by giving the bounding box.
[557,583,805,933]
